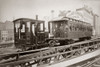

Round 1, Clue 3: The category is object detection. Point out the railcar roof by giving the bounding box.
[50,17,91,25]
[13,18,44,23]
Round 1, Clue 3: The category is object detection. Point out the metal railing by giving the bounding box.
[0,39,100,67]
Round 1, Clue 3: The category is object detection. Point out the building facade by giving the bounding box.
[57,6,99,36]
[1,30,8,42]
[0,21,14,42]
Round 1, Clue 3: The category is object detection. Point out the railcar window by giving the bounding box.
[56,24,58,28]
[40,23,43,31]
[85,26,87,31]
[77,24,79,31]
[74,25,76,31]
[15,23,20,32]
[50,22,52,34]
[88,27,90,31]
[90,27,92,31]
[32,24,35,35]
[75,24,77,31]
[72,26,75,31]
[21,24,25,32]
[70,26,72,31]
[87,27,89,31]
[27,22,30,32]
[69,23,72,31]
[19,29,20,39]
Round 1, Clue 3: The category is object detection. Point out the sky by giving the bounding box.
[0,0,100,22]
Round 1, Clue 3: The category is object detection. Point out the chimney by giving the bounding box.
[36,15,38,20]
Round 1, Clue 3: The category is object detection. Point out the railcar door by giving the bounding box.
[14,21,21,48]
[20,23,26,40]
[31,23,37,44]
[14,20,26,48]
[18,22,27,47]
[49,20,68,38]
[36,22,45,43]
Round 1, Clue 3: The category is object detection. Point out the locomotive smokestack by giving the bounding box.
[36,15,38,20]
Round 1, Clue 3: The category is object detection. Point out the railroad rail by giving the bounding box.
[0,38,100,67]
[81,55,100,67]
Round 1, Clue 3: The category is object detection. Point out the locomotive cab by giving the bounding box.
[13,18,46,49]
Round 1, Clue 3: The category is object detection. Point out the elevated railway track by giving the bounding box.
[82,55,100,67]
[0,38,100,67]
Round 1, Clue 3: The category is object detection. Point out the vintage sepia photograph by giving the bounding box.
[0,0,100,67]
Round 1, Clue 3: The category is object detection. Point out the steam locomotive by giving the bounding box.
[13,17,92,50]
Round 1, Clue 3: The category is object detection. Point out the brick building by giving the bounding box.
[0,21,14,42]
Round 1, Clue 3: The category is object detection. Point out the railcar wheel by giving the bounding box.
[48,40,60,47]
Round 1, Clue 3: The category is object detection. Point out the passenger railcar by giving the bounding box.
[48,17,92,45]
[48,17,92,44]
[13,17,92,50]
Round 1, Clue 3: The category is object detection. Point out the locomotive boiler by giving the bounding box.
[13,17,92,50]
